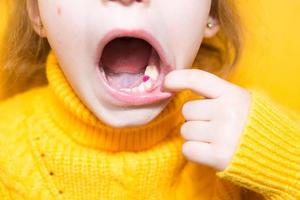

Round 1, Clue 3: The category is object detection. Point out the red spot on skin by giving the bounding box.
[143,75,150,82]
[57,6,62,15]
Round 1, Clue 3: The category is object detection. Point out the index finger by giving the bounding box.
[163,69,233,99]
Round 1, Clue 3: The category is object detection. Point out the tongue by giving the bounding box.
[101,38,152,74]
[105,72,144,89]
[100,38,152,89]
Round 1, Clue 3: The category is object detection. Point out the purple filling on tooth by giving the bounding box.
[143,75,150,82]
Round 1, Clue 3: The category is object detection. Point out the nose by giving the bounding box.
[109,0,146,6]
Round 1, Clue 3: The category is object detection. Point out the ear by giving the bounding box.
[26,0,47,37]
[204,16,220,38]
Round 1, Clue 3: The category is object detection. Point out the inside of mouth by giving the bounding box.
[99,37,160,90]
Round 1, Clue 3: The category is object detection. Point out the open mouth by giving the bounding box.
[97,34,173,106]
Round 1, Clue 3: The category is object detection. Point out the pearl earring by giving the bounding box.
[207,22,214,29]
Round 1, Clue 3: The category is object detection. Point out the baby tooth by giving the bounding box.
[145,65,159,81]
[145,65,155,76]
[132,87,139,93]
[143,81,152,90]
[120,88,131,93]
[137,83,146,93]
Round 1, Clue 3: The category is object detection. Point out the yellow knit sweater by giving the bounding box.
[0,52,299,200]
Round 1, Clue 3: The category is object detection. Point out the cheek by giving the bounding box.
[161,0,212,68]
[40,2,87,49]
[57,6,62,16]
[39,2,93,81]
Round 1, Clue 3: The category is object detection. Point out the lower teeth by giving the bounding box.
[119,64,159,94]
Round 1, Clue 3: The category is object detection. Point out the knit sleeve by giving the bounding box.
[216,89,300,200]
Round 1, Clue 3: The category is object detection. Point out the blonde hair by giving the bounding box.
[0,0,242,99]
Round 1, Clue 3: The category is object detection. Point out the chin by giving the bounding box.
[93,99,170,128]
[103,118,152,128]
[96,111,159,128]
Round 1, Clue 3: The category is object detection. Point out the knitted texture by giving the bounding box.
[0,52,299,199]
[217,90,300,200]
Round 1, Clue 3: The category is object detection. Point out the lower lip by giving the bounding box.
[96,62,173,106]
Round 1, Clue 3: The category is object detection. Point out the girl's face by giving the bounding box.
[30,0,218,127]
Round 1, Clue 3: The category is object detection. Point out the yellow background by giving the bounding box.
[232,1,300,113]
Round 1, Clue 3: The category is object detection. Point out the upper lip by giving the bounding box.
[96,28,174,74]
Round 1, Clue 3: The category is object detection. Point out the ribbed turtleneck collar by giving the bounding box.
[45,51,197,152]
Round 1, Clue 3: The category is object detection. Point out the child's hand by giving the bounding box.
[163,69,252,171]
